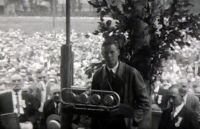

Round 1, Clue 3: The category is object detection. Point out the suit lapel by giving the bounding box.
[100,62,125,92]
[116,61,125,81]
[173,106,185,128]
[100,65,112,90]
[174,106,185,119]
[102,61,125,81]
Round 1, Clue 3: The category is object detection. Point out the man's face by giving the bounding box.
[12,79,21,87]
[168,88,183,107]
[101,44,120,68]
[53,92,60,102]
[179,85,188,97]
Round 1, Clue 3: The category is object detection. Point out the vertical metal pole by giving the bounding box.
[52,0,56,29]
[61,0,72,90]
[66,0,70,44]
[61,1,73,129]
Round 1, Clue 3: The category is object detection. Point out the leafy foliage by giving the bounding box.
[88,0,200,88]
[151,0,200,82]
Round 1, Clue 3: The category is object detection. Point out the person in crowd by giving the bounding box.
[91,37,150,129]
[36,71,47,113]
[153,86,170,111]
[0,78,7,91]
[12,74,24,115]
[158,85,199,129]
[46,77,58,100]
[10,74,38,129]
[40,87,61,129]
[177,82,200,124]
[20,83,41,129]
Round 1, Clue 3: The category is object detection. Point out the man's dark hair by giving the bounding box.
[102,37,120,50]
[168,84,183,96]
[169,84,180,91]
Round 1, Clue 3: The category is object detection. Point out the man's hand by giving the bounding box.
[110,104,134,118]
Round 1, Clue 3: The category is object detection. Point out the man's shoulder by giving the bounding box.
[92,66,104,81]
[120,62,139,73]
[182,106,198,118]
[94,65,104,74]
[93,61,139,76]
[44,99,54,105]
[162,107,172,114]
[187,93,199,100]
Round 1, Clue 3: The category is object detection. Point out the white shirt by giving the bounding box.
[38,81,46,112]
[107,62,119,74]
[173,103,184,117]
[12,90,25,115]
[183,94,188,104]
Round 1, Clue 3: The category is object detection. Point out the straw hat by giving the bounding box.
[11,74,22,81]
[46,114,60,129]
[50,86,60,95]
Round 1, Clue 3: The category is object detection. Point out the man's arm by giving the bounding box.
[91,69,102,90]
[192,95,200,123]
[158,110,168,129]
[188,109,200,129]
[132,68,150,126]
[40,100,51,129]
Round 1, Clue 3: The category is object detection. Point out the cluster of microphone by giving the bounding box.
[62,91,117,107]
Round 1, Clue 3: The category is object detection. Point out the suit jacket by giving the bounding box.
[185,93,200,122]
[155,87,169,110]
[158,106,199,129]
[19,91,40,123]
[40,99,58,129]
[91,61,150,127]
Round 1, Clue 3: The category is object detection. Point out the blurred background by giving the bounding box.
[0,0,99,34]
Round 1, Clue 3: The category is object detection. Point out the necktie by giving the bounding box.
[55,102,60,115]
[108,70,117,91]
[109,70,115,83]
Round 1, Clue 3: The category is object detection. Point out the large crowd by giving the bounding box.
[0,29,103,91]
[153,35,200,95]
[0,29,103,129]
[0,28,200,129]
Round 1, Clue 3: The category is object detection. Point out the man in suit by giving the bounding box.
[91,38,150,129]
[178,82,200,123]
[40,87,60,129]
[154,86,170,110]
[158,85,199,129]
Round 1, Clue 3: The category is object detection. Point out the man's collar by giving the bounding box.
[107,62,119,74]
[183,93,188,104]
[102,61,125,81]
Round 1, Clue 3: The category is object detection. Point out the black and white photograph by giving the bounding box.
[0,0,200,129]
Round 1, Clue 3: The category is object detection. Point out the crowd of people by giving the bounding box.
[0,29,103,129]
[2,0,95,16]
[0,28,200,129]
[90,37,200,129]
[10,73,60,129]
[3,0,66,16]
